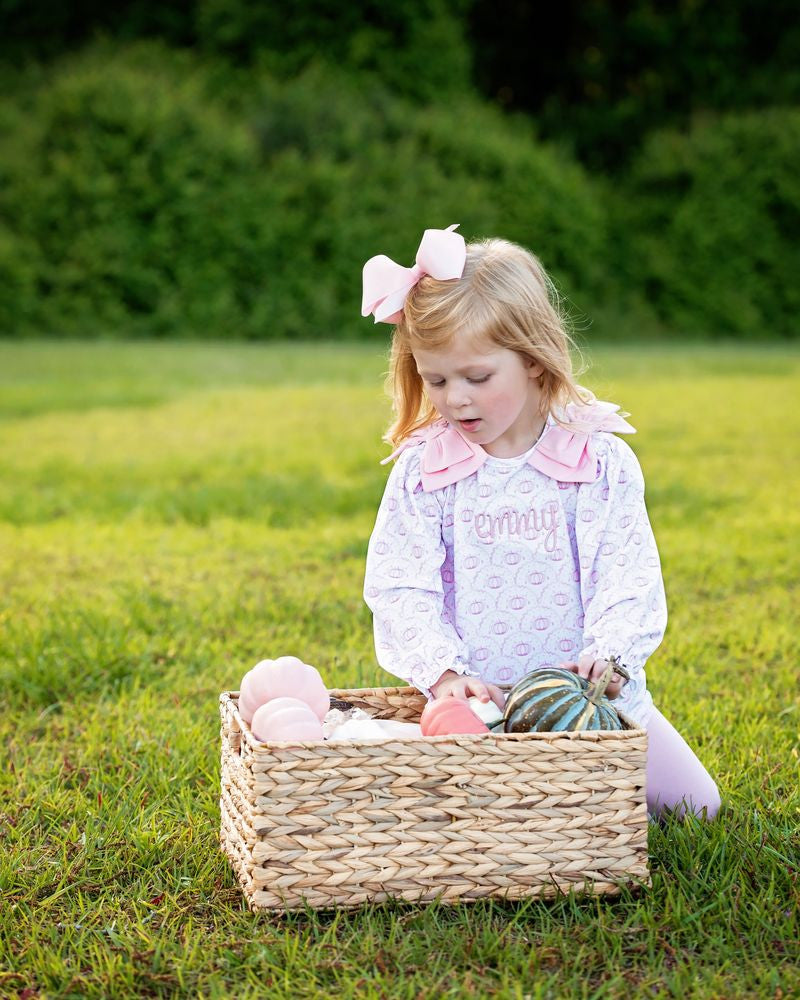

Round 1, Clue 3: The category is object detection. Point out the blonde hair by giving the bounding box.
[384,237,593,448]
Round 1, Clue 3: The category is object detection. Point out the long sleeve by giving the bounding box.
[574,435,667,720]
[364,445,475,697]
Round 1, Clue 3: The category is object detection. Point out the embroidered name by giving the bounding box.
[474,501,559,551]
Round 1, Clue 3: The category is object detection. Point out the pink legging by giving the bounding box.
[645,706,721,820]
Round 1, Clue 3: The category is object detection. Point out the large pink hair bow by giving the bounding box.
[383,400,635,491]
[361,224,466,324]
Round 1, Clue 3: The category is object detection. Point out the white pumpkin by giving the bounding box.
[467,696,504,727]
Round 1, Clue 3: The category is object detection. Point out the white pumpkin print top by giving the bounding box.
[363,415,667,727]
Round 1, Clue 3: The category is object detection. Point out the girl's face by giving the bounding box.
[413,332,545,458]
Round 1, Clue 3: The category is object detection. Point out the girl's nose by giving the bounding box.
[446,384,471,409]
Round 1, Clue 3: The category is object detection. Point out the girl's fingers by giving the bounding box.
[556,660,625,697]
[458,663,623,704]
[468,680,490,702]
[487,683,506,709]
[578,655,619,682]
[591,661,609,682]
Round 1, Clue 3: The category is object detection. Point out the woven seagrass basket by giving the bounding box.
[219,685,649,912]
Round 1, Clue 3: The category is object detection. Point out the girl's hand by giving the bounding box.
[430,670,505,709]
[557,655,626,699]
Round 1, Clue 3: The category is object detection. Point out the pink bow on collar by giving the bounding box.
[382,401,635,491]
[361,224,467,324]
[382,420,487,490]
[530,401,636,483]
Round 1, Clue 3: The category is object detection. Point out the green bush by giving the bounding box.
[5,43,797,341]
[195,0,474,103]
[617,108,800,337]
[1,0,475,106]
[469,0,800,171]
[0,44,282,337]
[249,66,610,321]
[0,44,610,339]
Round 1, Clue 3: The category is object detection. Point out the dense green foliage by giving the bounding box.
[1,341,799,996]
[1,1,798,340]
[0,47,266,337]
[0,45,609,339]
[617,108,800,338]
[0,0,474,103]
[470,0,800,169]
[4,0,798,164]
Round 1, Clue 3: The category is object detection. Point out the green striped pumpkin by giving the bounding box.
[503,662,629,733]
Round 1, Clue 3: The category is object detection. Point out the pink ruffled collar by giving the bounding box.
[382,400,635,492]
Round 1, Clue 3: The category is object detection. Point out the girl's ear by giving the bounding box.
[527,359,544,379]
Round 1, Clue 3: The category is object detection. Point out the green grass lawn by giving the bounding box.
[1,339,798,999]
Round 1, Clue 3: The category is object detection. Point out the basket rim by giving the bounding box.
[219,686,646,748]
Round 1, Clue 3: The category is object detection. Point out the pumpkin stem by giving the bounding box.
[609,656,630,682]
[587,661,617,705]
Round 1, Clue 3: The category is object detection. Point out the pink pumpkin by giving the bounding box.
[420,698,489,737]
[251,697,324,742]
[238,655,329,723]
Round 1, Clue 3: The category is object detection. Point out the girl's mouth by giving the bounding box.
[459,419,481,432]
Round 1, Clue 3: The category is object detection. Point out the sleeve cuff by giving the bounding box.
[415,659,477,701]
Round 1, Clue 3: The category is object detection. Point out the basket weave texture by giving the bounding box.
[219,685,649,912]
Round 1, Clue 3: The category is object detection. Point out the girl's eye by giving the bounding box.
[425,376,489,387]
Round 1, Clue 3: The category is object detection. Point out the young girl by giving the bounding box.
[361,224,720,820]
